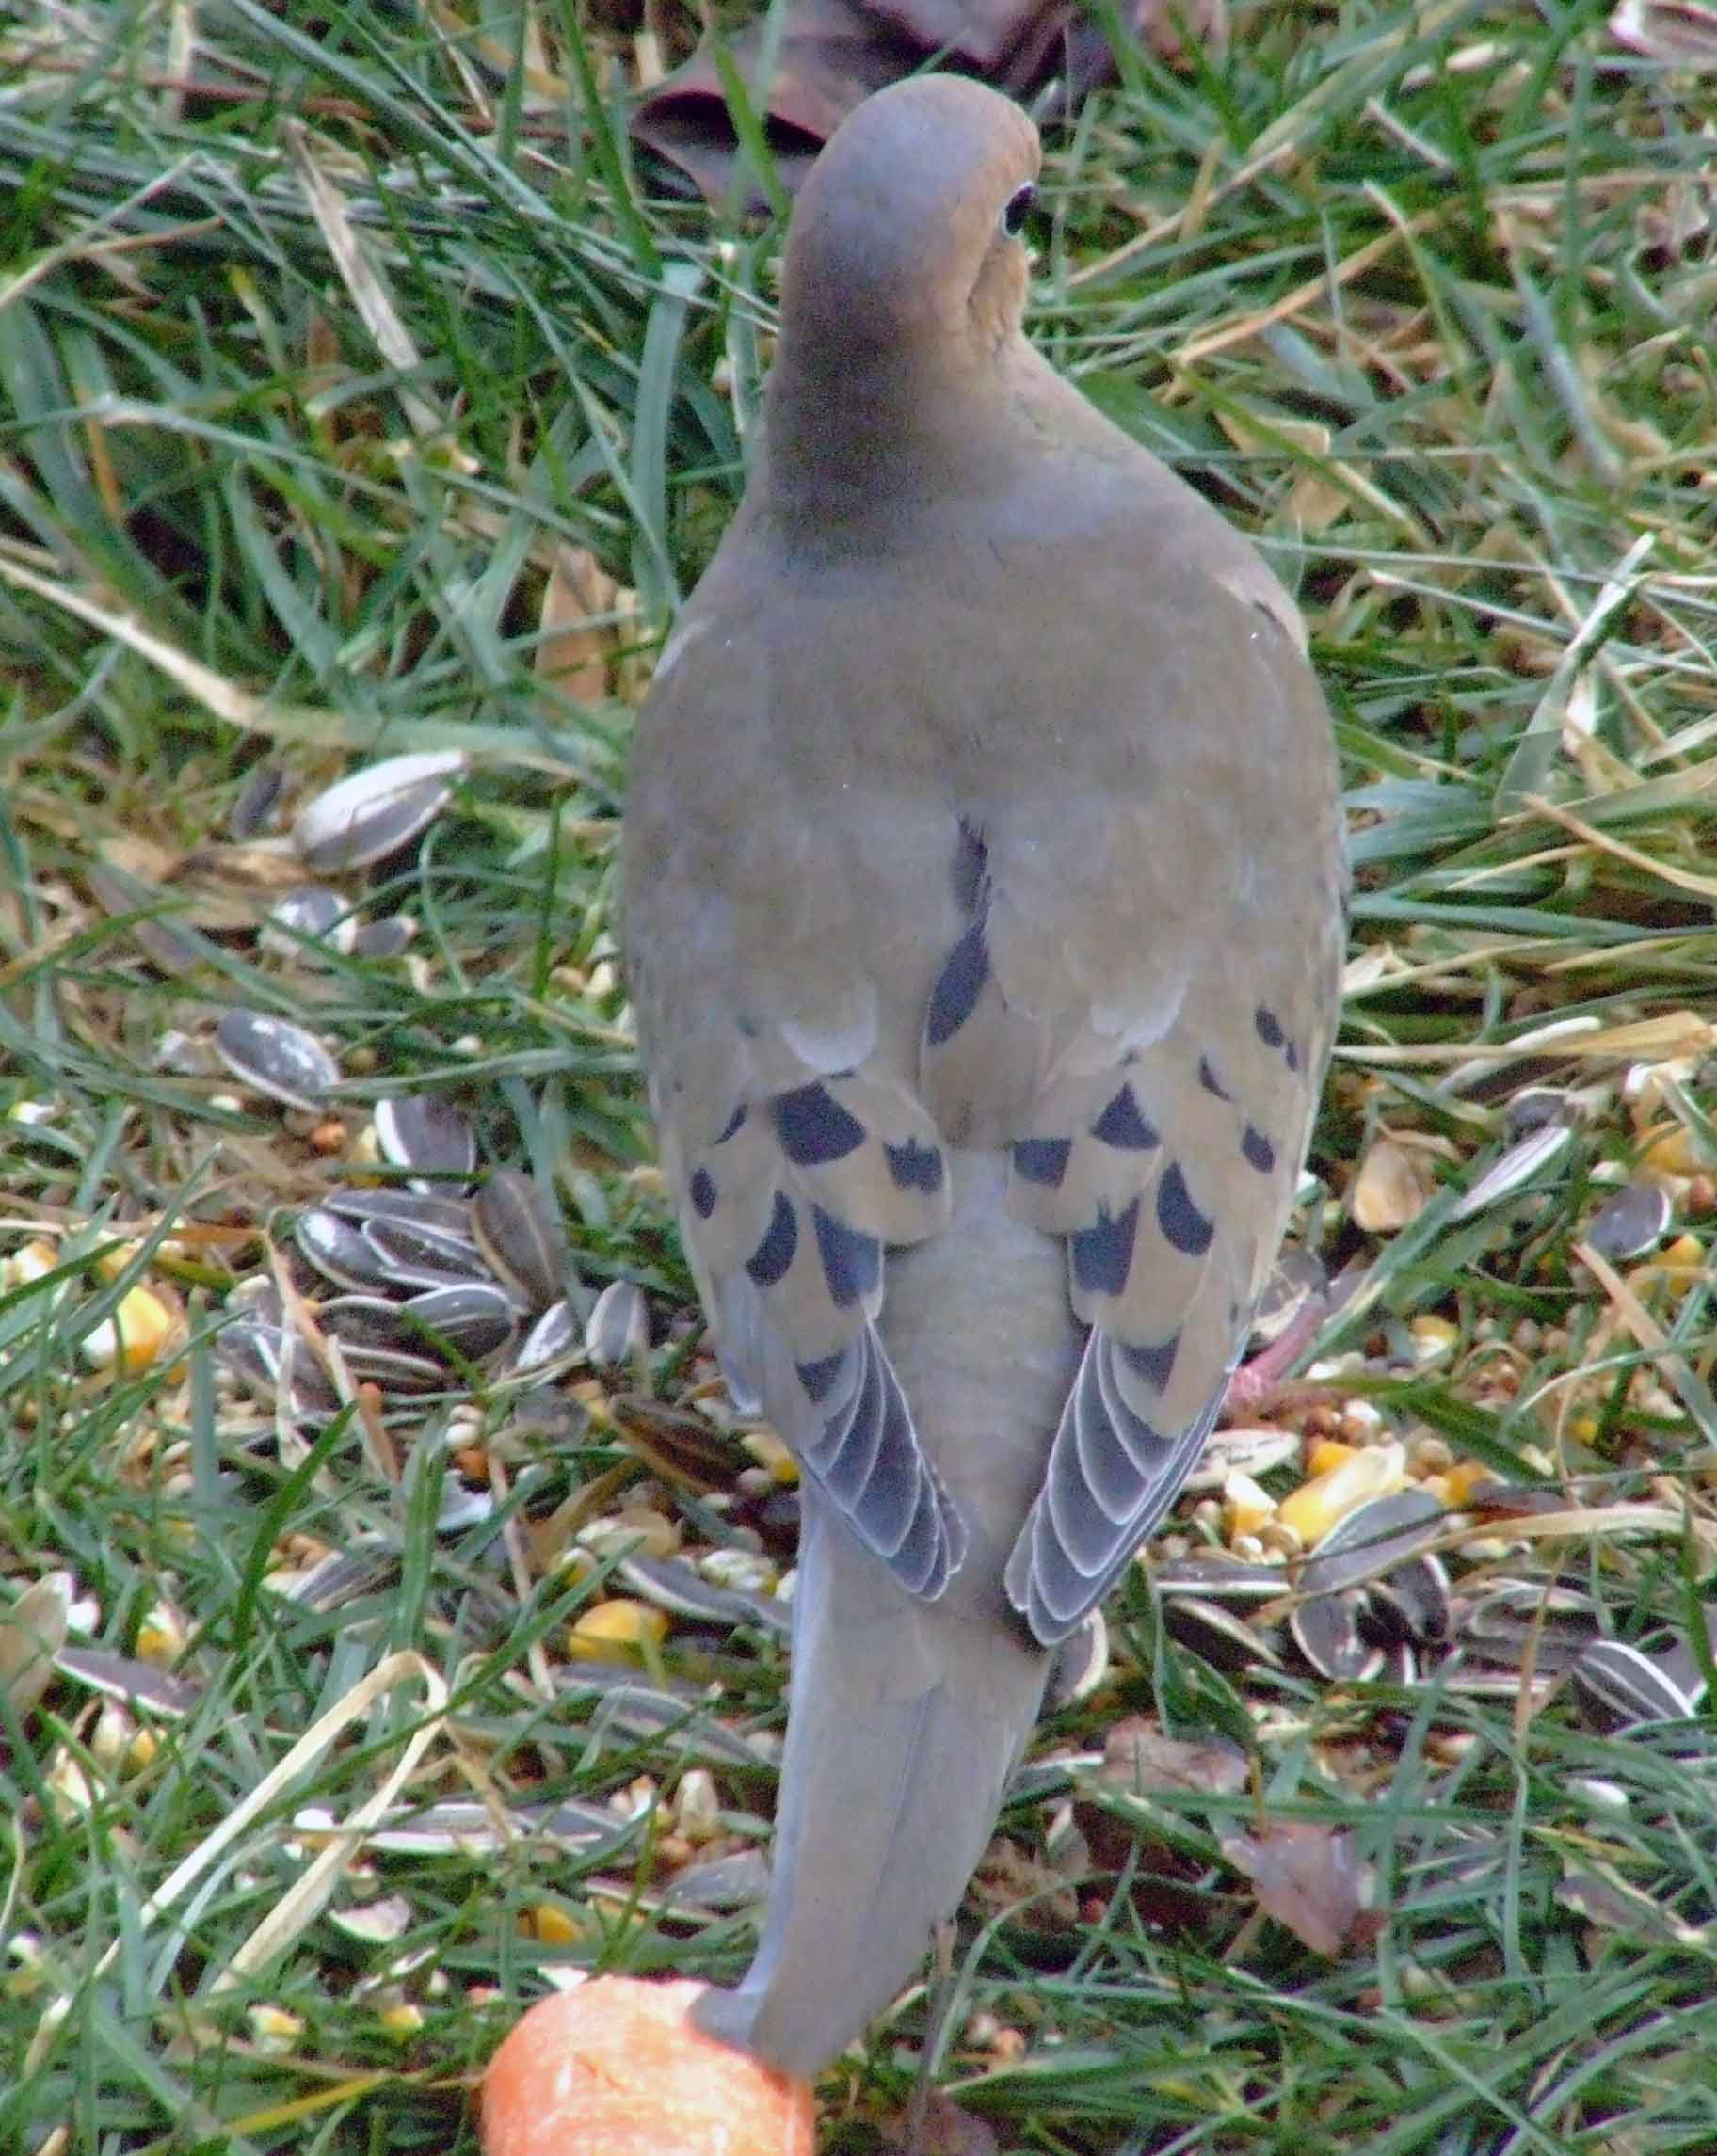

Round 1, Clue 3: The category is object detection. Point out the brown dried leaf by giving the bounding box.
[537,545,618,703]
[1221,1820,1369,1956]
[1610,0,1717,63]
[1351,1134,1439,1232]
[1077,1717,1250,1876]
[628,0,1228,202]
[1099,1717,1250,1798]
[0,1576,70,1717]
[1558,1859,1711,1946]
[887,2091,1001,2156]
[969,1834,1080,1932]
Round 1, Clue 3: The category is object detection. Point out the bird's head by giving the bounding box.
[778,76,1040,376]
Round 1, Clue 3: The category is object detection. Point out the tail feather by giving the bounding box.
[692,1491,1049,2077]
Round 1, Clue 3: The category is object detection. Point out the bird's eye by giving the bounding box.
[1001,184,1035,239]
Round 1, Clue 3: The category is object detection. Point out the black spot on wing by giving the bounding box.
[952,817,988,914]
[715,1104,747,1143]
[1157,1162,1214,1256]
[1014,1137,1071,1188]
[1120,1333,1179,1393]
[1199,1056,1232,1101]
[925,919,989,1046]
[772,1081,865,1166]
[796,1349,846,1403]
[884,1137,944,1193]
[1091,1083,1160,1151]
[1071,1196,1140,1299]
[1256,1005,1302,1072]
[1242,1124,1276,1174]
[745,1191,797,1286]
[812,1205,881,1308]
[689,1167,717,1218]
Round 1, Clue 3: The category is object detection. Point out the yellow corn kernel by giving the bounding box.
[135,1603,186,1668]
[742,1429,800,1485]
[247,2005,305,2053]
[1222,1470,1276,1542]
[1640,1126,1700,1178]
[1440,1460,1490,1508]
[1306,1438,1358,1479]
[529,1901,583,1946]
[569,1599,669,1660]
[1,1240,59,1288]
[1277,1442,1407,1547]
[80,1284,184,1373]
[1409,1315,1460,1363]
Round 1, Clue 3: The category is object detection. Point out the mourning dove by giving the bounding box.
[621,74,1344,2077]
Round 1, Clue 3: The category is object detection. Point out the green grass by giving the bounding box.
[3,1,1717,2149]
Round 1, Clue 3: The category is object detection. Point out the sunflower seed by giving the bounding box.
[214,1010,340,1111]
[512,1299,579,1376]
[1292,1589,1383,1681]
[1448,1120,1574,1222]
[1367,1552,1452,1648]
[1585,1180,1673,1262]
[570,1678,768,1766]
[374,1094,476,1189]
[1167,1594,1286,1673]
[1573,1640,1701,1731]
[1155,1557,1287,1605]
[1186,1425,1302,1491]
[437,1476,495,1533]
[229,761,291,839]
[266,1538,400,1610]
[617,1552,790,1635]
[1438,1657,1558,1701]
[1251,1246,1329,1348]
[297,1209,396,1294]
[261,886,351,958]
[350,916,415,959]
[1298,1488,1446,1600]
[317,1294,412,1349]
[585,1279,649,1369]
[54,1645,201,1716]
[1460,1580,1599,1668]
[292,751,465,873]
[1504,1087,1579,1142]
[1045,1609,1111,1709]
[1653,1609,1717,1704]
[361,1215,483,1291]
[329,1339,446,1393]
[400,1281,516,1361]
[472,1169,571,1311]
[216,1295,284,1395]
[319,1186,476,1240]
[654,1852,772,1910]
[302,1796,635,1861]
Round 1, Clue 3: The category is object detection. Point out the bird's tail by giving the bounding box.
[692,1488,1049,2078]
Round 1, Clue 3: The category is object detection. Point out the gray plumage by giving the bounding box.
[621,73,1343,2078]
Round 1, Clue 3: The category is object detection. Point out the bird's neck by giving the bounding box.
[760,339,1027,548]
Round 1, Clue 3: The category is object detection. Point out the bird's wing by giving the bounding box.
[624,559,1342,1636]
[622,606,971,1601]
[967,624,1345,1645]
